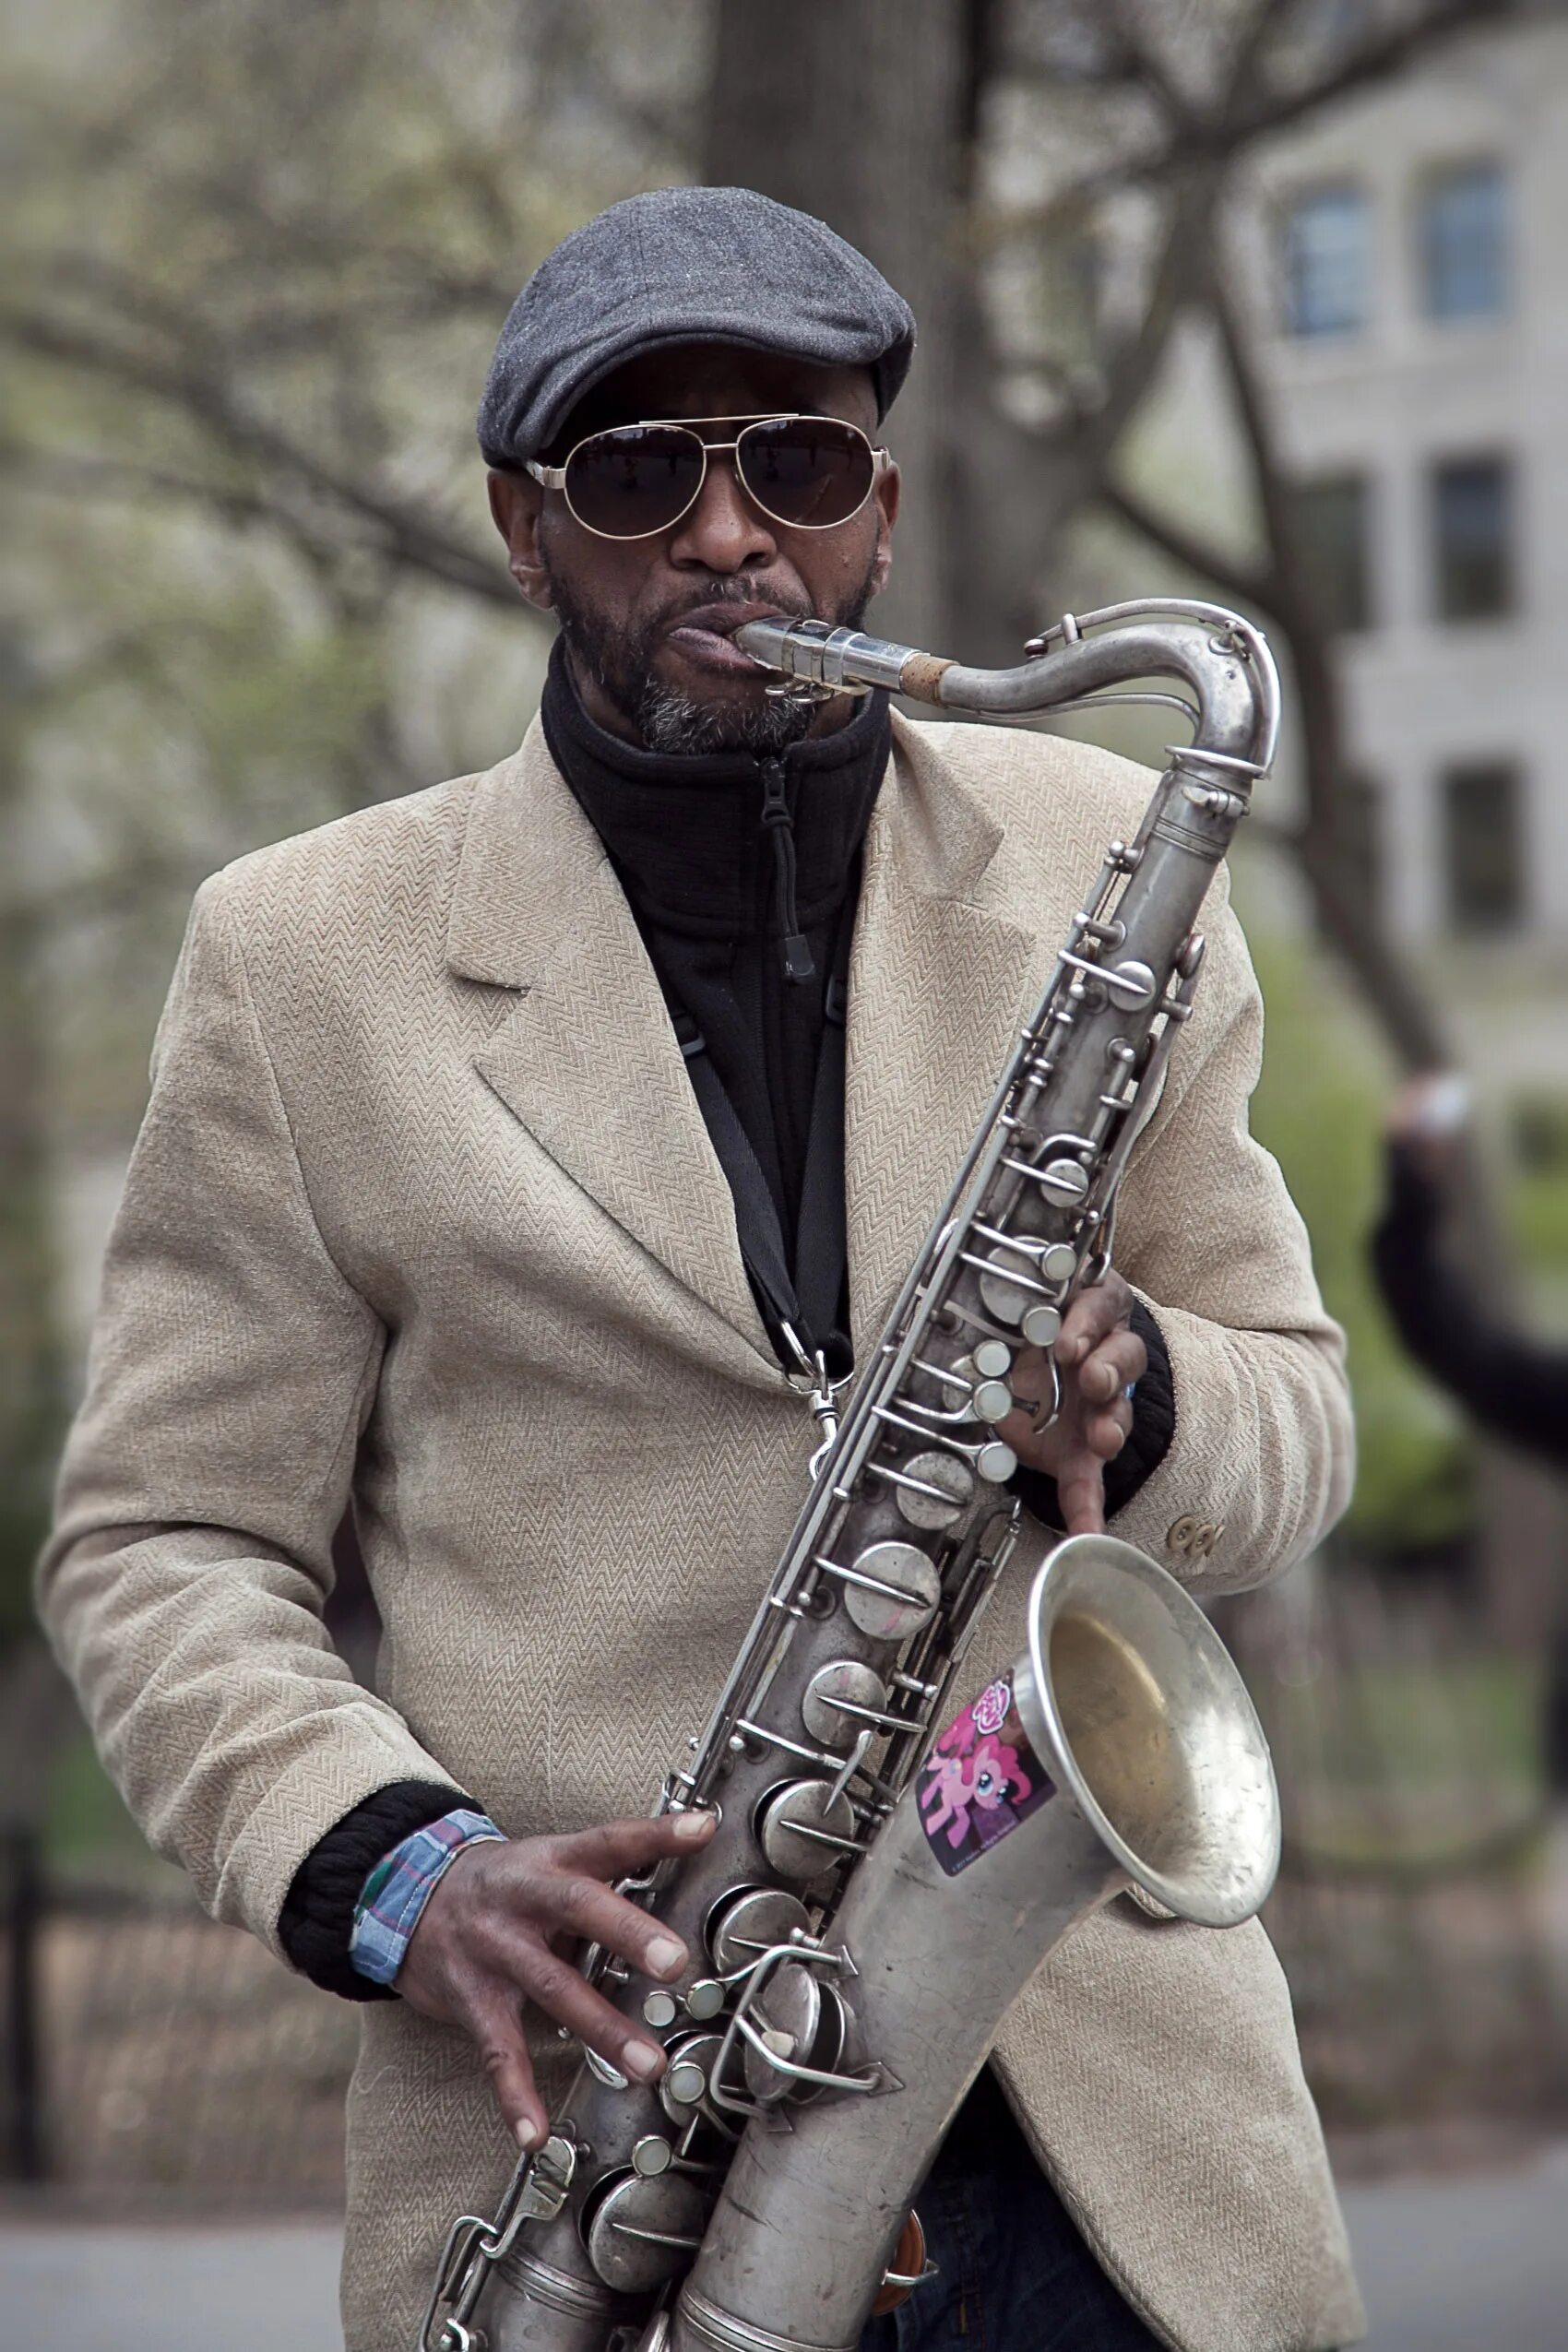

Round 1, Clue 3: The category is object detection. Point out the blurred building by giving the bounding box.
[1254,9,1565,941]
[1236,2,1568,1110]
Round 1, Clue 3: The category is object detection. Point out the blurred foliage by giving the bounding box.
[1509,1089,1568,1276]
[0,0,702,1636]
[1244,916,1474,1550]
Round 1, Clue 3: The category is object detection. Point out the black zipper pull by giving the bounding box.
[759,758,814,983]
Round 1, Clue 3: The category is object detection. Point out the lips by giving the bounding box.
[663,601,802,674]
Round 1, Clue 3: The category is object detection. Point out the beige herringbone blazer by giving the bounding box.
[41,712,1364,2352]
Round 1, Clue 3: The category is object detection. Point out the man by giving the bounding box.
[39,187,1362,2351]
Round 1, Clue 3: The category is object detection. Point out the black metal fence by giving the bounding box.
[6,1563,1568,2207]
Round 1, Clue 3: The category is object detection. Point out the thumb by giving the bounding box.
[1056,1453,1107,1537]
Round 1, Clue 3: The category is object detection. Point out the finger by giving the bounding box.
[1075,1328,1147,1408]
[463,1985,551,2151]
[1083,1402,1134,1460]
[1055,1451,1107,1536]
[553,1810,716,1883]
[528,1871,692,1983]
[1055,1273,1135,1367]
[509,1943,670,2086]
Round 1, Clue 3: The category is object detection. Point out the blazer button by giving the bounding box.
[1167,1515,1199,1557]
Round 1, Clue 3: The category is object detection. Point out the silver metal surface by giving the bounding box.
[586,2176,708,2296]
[706,1886,811,1975]
[802,1660,891,1749]
[672,1540,1279,2351]
[838,1543,941,1640]
[427,598,1284,2352]
[756,1779,861,1879]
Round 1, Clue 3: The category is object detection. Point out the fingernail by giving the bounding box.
[516,2116,545,2152]
[624,2043,664,2082]
[647,1935,684,1978]
[673,1811,713,1841]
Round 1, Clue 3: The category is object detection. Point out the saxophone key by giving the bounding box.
[755,1778,862,1879]
[741,1960,822,2107]
[1021,1301,1062,1348]
[584,2171,708,2294]
[802,1660,892,1749]
[741,1964,852,2108]
[974,1439,1018,1485]
[830,1542,941,1640]
[891,1449,972,1530]
[659,2033,726,2120]
[706,1884,812,1975]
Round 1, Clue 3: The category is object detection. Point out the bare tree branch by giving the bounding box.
[2,303,516,608]
[992,0,1515,238]
[1099,477,1271,612]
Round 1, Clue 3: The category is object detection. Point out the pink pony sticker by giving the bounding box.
[919,1676,1054,1876]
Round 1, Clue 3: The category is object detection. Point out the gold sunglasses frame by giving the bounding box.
[525,413,891,541]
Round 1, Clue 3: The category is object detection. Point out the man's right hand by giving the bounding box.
[396,1810,718,2151]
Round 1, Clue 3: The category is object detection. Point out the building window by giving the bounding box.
[1281,184,1372,338]
[1431,457,1514,620]
[1293,473,1372,630]
[1420,160,1506,322]
[1443,761,1524,932]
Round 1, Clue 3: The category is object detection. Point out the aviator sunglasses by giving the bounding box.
[526,413,890,540]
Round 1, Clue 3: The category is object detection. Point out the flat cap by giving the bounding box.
[478,185,917,467]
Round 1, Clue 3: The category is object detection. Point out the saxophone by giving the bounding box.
[422,600,1284,2352]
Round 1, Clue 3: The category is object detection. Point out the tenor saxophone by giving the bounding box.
[422,600,1285,2352]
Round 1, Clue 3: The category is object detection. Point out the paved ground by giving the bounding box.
[5,2146,1568,2350]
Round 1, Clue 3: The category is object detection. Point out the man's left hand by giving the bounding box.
[997,1269,1146,1537]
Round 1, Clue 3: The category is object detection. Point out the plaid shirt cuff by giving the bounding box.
[349,1808,505,1987]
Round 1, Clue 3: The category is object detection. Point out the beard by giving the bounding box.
[545,559,882,756]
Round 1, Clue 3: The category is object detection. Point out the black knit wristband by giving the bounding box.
[279,1777,472,2002]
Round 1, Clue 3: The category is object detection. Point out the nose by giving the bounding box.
[666,447,778,575]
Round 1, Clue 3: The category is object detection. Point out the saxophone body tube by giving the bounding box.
[672,1537,1279,2352]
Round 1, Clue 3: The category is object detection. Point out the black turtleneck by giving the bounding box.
[542,637,890,1259]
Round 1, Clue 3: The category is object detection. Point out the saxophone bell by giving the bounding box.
[671,1536,1280,2352]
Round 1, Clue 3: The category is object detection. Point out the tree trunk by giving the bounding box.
[0,688,68,1650]
[701,0,969,652]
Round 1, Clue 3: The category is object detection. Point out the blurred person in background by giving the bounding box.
[36,188,1360,2352]
[1372,1073,1568,1782]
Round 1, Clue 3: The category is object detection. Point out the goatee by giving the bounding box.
[546,566,880,756]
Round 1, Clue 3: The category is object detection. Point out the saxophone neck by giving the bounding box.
[734,599,1280,784]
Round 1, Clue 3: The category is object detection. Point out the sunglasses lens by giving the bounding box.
[739,419,875,529]
[564,426,706,537]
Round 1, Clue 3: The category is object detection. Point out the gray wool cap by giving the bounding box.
[477,185,917,467]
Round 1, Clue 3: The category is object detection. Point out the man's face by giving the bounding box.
[489,344,900,754]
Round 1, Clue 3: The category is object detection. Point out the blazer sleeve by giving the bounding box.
[1084,868,1356,1595]
[36,873,463,1958]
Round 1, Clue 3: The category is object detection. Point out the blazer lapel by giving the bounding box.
[845,716,1045,1351]
[449,724,774,1370]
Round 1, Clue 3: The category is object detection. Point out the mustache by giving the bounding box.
[655,577,814,632]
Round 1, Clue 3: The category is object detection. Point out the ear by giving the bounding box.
[869,458,900,599]
[487,469,554,612]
